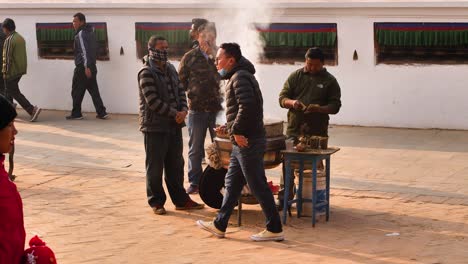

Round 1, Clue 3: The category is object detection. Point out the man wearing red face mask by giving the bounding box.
[0,95,25,264]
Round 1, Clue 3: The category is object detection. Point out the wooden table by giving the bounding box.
[281,147,340,227]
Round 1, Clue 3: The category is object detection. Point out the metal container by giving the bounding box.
[214,120,285,169]
[214,136,285,169]
[215,120,284,139]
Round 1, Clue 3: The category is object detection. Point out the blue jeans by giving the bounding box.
[187,110,217,186]
[214,137,283,233]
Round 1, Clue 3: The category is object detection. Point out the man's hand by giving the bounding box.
[85,67,92,79]
[234,134,248,148]
[293,100,305,110]
[175,111,187,124]
[215,125,227,135]
[304,104,321,114]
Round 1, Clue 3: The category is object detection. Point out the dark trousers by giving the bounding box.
[71,64,106,117]
[214,138,283,233]
[144,129,190,207]
[1,76,34,115]
[187,110,217,186]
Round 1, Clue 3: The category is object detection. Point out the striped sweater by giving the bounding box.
[138,59,188,132]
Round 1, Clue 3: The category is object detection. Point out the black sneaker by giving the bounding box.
[96,113,109,120]
[66,115,83,120]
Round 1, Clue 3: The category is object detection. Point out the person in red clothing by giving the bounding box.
[0,94,25,264]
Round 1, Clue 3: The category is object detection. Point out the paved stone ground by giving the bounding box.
[9,110,468,264]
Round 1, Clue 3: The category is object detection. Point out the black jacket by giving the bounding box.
[74,24,97,67]
[224,57,265,144]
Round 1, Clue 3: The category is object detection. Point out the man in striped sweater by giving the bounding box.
[138,36,204,215]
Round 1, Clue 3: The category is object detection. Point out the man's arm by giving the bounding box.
[230,75,256,137]
[139,69,177,117]
[2,35,14,77]
[78,30,93,78]
[177,53,190,92]
[175,74,189,123]
[279,71,304,110]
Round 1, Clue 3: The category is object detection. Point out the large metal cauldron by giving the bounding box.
[214,120,286,169]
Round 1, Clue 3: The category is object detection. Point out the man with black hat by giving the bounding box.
[2,18,41,122]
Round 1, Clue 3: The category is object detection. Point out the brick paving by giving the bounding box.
[9,110,468,264]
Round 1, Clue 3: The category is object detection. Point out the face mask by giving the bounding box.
[218,68,227,77]
[148,47,168,62]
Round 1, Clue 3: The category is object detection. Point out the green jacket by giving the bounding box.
[2,32,27,81]
[279,68,341,138]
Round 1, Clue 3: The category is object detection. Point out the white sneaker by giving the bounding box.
[196,220,225,238]
[250,229,284,242]
[30,106,42,122]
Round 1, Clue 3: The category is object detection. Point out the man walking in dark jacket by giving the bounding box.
[66,12,108,120]
[138,35,204,215]
[196,43,283,241]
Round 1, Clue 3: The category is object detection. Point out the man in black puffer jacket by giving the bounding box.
[196,43,284,242]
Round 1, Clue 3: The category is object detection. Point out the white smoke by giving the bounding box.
[200,0,283,124]
[205,0,277,63]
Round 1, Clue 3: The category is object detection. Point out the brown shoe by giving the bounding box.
[175,199,205,210]
[152,205,166,215]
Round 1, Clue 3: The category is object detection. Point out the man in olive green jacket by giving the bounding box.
[2,18,41,122]
[279,47,341,141]
[277,47,341,209]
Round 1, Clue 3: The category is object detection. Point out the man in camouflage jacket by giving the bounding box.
[178,22,222,194]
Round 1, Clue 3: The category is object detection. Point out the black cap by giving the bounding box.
[0,95,17,129]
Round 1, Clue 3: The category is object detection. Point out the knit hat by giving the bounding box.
[0,95,17,130]
[22,236,57,264]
